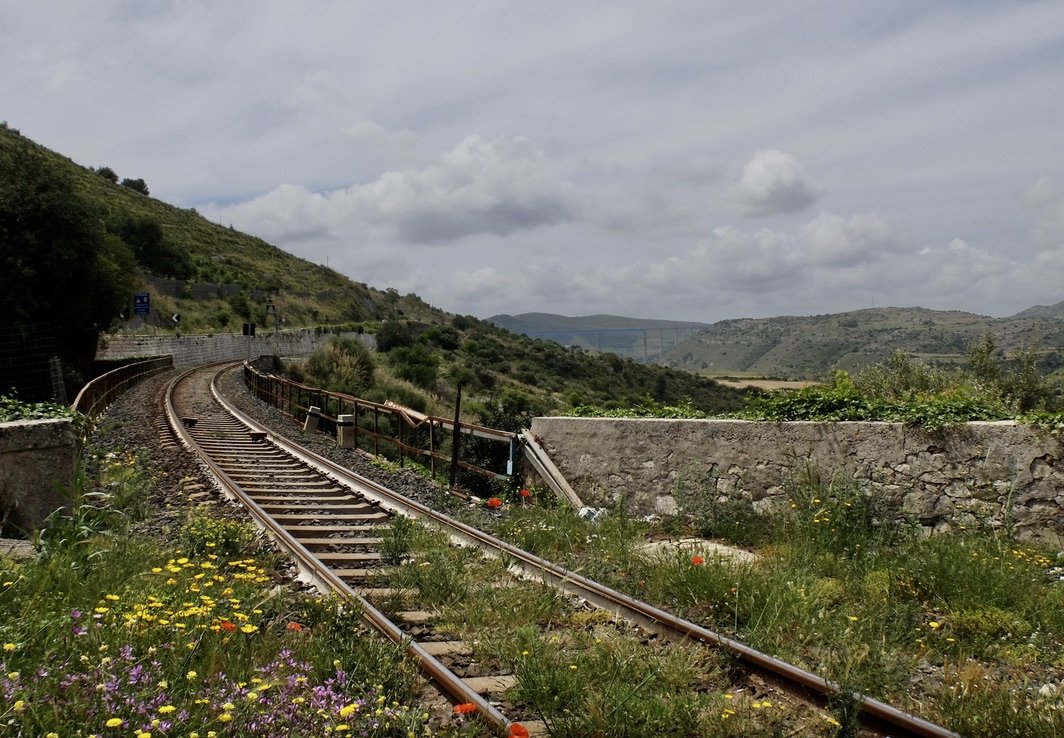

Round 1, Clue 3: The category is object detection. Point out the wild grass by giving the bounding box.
[466,476,1064,737]
[0,450,442,738]
[385,514,846,737]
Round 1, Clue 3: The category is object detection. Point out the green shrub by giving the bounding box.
[303,336,375,396]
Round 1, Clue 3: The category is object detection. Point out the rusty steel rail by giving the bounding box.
[209,365,962,738]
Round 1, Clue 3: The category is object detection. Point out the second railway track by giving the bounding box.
[166,362,962,738]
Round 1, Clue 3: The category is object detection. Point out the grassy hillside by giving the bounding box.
[0,122,439,334]
[664,307,1064,380]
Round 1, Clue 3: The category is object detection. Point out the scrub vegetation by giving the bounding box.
[463,477,1064,738]
[283,320,746,427]
[573,340,1064,431]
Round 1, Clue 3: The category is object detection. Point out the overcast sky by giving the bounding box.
[5,1,1064,323]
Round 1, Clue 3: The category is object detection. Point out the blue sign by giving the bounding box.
[133,292,150,316]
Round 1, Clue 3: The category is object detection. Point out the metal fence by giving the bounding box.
[243,363,519,495]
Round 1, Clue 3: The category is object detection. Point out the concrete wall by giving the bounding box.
[529,417,1064,545]
[95,329,374,367]
[0,419,76,534]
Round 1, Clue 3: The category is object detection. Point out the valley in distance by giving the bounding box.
[489,302,1064,383]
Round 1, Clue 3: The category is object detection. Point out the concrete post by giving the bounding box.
[337,414,355,448]
[304,406,320,432]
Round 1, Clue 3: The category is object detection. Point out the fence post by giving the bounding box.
[337,414,355,448]
[449,383,463,489]
[429,420,436,478]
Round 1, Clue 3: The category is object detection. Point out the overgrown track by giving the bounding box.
[166,363,961,738]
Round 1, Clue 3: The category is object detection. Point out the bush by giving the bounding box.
[388,344,438,389]
[374,319,413,352]
[302,337,375,396]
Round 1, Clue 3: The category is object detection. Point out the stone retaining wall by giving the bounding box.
[529,417,1064,545]
[0,419,76,535]
[96,330,374,367]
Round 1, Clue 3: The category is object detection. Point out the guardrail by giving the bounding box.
[72,356,173,419]
[243,362,518,494]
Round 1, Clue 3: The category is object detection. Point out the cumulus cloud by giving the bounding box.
[353,135,574,242]
[800,211,910,267]
[730,150,823,216]
[204,135,575,246]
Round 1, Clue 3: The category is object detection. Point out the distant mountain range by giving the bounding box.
[490,304,1064,380]
[488,312,710,363]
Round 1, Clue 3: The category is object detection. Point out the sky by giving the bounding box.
[4,1,1064,324]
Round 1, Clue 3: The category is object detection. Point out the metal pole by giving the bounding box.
[449,383,463,489]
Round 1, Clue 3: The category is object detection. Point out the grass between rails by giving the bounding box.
[452,481,1064,738]
[379,511,842,737]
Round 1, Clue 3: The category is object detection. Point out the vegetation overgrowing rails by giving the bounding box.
[0,441,438,738]
[465,476,1064,738]
[379,508,837,737]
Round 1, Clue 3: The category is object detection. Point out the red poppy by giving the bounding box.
[509,723,530,738]
[219,620,237,632]
[286,621,304,632]
[452,702,477,715]
[519,488,531,498]
[486,497,503,509]
[690,555,705,566]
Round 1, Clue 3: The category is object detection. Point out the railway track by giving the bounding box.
[166,362,962,738]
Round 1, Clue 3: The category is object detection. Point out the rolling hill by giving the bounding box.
[662,306,1064,380]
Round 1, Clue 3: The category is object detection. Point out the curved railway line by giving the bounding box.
[164,362,962,738]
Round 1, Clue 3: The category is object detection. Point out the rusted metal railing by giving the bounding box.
[243,362,518,493]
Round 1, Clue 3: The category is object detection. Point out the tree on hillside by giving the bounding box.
[94,166,118,183]
[0,140,136,398]
[120,177,149,195]
[113,216,193,280]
